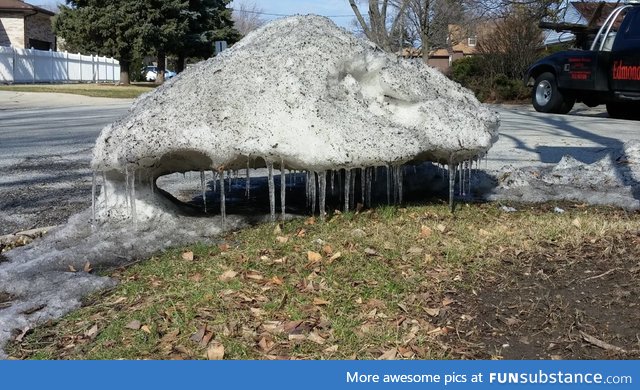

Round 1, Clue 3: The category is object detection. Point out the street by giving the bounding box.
[1,91,639,234]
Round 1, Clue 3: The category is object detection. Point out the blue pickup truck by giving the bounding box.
[526,1,640,118]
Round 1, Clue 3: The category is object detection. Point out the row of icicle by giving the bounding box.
[91,156,486,227]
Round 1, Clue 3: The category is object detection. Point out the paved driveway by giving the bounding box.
[1,91,638,234]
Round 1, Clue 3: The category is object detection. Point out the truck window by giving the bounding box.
[625,11,640,39]
[594,8,629,51]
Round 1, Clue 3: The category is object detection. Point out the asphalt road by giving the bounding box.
[1,91,639,234]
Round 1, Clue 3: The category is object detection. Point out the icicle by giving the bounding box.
[386,165,392,205]
[91,171,96,226]
[102,170,108,211]
[219,172,226,227]
[350,168,356,210]
[374,166,378,182]
[200,170,207,213]
[305,171,310,207]
[330,170,335,194]
[267,162,276,222]
[339,169,344,206]
[212,170,217,193]
[311,172,317,215]
[318,171,327,220]
[131,169,137,227]
[360,168,365,206]
[448,162,456,212]
[124,165,130,209]
[344,169,351,213]
[227,170,231,193]
[245,162,251,199]
[398,166,404,204]
[366,167,373,208]
[280,161,286,220]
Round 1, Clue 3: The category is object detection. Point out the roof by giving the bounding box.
[0,0,55,16]
[570,1,619,27]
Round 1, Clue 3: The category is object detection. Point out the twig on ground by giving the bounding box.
[580,331,627,353]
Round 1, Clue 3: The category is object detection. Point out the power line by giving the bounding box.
[234,9,355,18]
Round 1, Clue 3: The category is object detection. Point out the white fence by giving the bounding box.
[0,46,120,84]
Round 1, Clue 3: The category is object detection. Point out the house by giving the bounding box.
[544,1,620,46]
[398,24,485,74]
[0,0,56,50]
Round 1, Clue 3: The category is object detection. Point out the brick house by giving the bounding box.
[0,0,56,50]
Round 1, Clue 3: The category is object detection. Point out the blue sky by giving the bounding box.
[29,0,357,28]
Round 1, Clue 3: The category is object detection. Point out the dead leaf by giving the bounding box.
[322,245,333,255]
[68,265,77,273]
[125,320,142,330]
[328,252,342,263]
[407,247,423,255]
[442,297,455,306]
[206,341,225,360]
[503,317,520,326]
[436,224,447,233]
[304,217,316,225]
[219,270,238,282]
[270,276,284,286]
[218,243,230,252]
[378,348,397,360]
[160,329,180,344]
[313,298,330,306]
[478,229,490,237]
[273,224,282,234]
[276,236,289,244]
[288,334,307,342]
[14,327,30,342]
[181,251,194,261]
[324,345,338,353]
[141,325,152,334]
[190,326,207,344]
[84,324,99,339]
[83,262,93,273]
[364,248,378,256]
[308,331,326,345]
[424,307,440,317]
[572,218,582,228]
[295,228,306,237]
[245,271,264,281]
[307,251,322,263]
[420,226,432,238]
[258,337,275,352]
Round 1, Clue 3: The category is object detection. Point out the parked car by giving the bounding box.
[142,66,176,82]
[526,1,640,118]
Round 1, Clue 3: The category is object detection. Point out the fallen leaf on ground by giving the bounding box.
[572,218,582,228]
[313,298,330,306]
[218,243,230,252]
[364,248,378,256]
[276,236,289,243]
[206,342,225,360]
[218,270,237,282]
[378,348,397,360]
[307,251,322,263]
[181,251,194,261]
[420,226,432,238]
[424,307,440,317]
[83,262,93,273]
[15,327,30,342]
[436,224,447,233]
[328,252,342,262]
[68,265,77,273]
[304,217,316,225]
[125,320,142,330]
[308,331,326,345]
[407,247,423,255]
[322,245,333,255]
[141,325,152,334]
[324,345,338,353]
[84,324,99,339]
[273,224,282,234]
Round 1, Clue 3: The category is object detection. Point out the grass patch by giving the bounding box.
[6,202,640,360]
[0,83,155,99]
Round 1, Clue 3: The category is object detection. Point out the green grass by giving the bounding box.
[0,83,155,99]
[6,202,640,360]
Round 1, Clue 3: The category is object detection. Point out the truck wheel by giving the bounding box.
[532,72,575,114]
[606,103,640,120]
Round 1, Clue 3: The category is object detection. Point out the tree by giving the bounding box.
[232,0,266,37]
[147,0,188,83]
[348,0,410,52]
[55,0,151,84]
[174,0,240,73]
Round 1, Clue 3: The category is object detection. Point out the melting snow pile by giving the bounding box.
[0,15,499,358]
[490,140,640,210]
